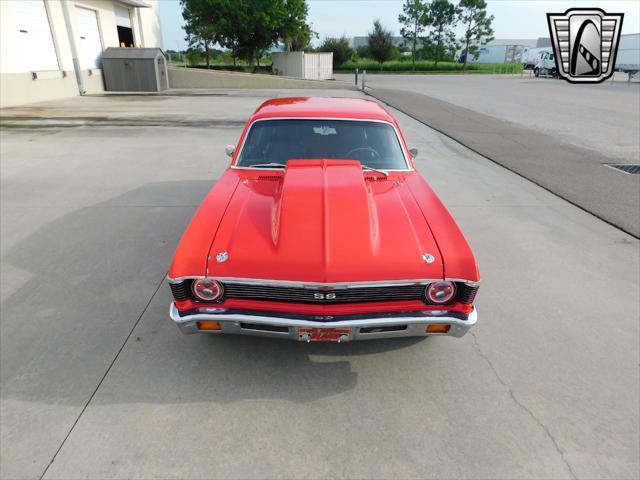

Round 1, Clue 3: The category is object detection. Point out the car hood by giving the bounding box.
[205,160,444,283]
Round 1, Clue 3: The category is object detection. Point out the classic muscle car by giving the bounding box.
[167,97,480,342]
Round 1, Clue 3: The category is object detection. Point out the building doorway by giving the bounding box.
[114,5,134,47]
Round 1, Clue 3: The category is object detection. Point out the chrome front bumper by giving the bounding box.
[169,303,477,341]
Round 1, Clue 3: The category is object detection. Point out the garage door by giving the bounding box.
[76,7,103,69]
[10,0,59,71]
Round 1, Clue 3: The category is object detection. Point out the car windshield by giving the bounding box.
[236,119,408,170]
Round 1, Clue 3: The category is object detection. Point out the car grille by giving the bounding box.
[222,283,426,304]
[169,281,190,301]
[457,283,479,304]
[169,279,479,305]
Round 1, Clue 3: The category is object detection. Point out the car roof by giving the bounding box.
[250,97,396,123]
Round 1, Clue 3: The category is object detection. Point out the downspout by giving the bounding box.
[136,8,145,47]
[60,0,85,93]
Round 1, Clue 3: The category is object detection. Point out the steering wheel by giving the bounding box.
[345,146,382,163]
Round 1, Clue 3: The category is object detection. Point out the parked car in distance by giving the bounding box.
[167,97,480,342]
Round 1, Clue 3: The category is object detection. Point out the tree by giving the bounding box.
[230,0,286,68]
[282,0,316,51]
[284,23,317,51]
[398,0,428,71]
[214,3,245,66]
[181,0,222,67]
[368,20,394,70]
[356,45,370,59]
[181,0,312,69]
[458,0,494,70]
[318,36,353,67]
[424,0,458,65]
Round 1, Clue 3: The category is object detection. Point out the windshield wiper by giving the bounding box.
[248,163,286,169]
[361,164,389,177]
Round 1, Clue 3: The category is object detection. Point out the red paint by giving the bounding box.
[169,97,479,315]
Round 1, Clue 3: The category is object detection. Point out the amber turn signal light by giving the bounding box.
[426,324,450,334]
[197,321,221,331]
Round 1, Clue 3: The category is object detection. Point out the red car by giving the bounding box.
[168,97,480,342]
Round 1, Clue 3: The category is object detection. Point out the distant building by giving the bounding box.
[486,38,537,48]
[536,37,552,48]
[351,36,407,49]
[0,0,163,108]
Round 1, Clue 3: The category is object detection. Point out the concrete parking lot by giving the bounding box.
[1,88,638,479]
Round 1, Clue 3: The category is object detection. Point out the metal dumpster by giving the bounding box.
[102,48,168,92]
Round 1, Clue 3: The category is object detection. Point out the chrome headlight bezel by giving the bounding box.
[191,278,224,302]
[425,281,457,304]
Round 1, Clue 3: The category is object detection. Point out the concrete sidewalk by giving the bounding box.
[0,89,362,128]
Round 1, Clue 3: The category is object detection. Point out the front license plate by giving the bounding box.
[297,327,352,342]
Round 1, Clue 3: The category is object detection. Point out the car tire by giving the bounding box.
[534,67,539,77]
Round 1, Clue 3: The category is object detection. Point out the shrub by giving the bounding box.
[336,59,523,74]
[185,49,204,66]
[318,36,354,67]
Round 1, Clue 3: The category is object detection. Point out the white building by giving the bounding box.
[0,0,163,108]
[350,36,406,49]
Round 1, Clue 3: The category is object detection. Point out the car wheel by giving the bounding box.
[534,67,539,77]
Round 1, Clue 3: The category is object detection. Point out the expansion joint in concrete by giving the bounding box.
[469,331,579,480]
[37,273,167,480]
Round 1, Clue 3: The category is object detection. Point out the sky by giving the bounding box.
[159,0,640,51]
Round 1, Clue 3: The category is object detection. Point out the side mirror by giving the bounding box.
[409,148,418,158]
[225,145,235,157]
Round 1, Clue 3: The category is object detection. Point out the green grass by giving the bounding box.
[168,57,524,76]
[336,60,523,74]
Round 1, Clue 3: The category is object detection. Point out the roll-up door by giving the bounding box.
[11,0,59,72]
[76,7,103,69]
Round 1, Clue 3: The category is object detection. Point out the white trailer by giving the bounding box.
[271,52,333,80]
[615,33,640,81]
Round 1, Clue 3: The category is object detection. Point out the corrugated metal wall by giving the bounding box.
[303,53,333,80]
[272,52,304,78]
[272,52,333,80]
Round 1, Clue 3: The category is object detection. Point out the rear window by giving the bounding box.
[237,119,408,170]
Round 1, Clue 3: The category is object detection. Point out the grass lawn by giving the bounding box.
[336,60,523,74]
[167,58,524,76]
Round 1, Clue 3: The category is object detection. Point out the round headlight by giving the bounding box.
[191,278,223,302]
[426,281,456,304]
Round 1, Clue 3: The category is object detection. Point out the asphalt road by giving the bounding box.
[1,90,638,479]
[335,73,640,162]
[336,74,640,237]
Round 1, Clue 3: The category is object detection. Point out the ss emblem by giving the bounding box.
[314,292,336,299]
